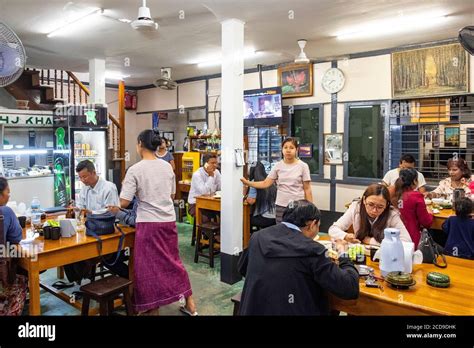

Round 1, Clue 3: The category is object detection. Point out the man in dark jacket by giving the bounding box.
[238,200,359,315]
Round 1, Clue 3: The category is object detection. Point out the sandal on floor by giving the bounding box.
[52,280,75,290]
[71,291,83,301]
[179,306,198,316]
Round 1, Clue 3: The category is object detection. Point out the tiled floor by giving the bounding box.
[31,222,244,316]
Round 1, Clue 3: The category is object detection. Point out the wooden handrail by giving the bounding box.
[109,114,121,128]
[66,71,90,96]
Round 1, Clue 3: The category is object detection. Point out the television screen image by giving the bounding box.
[244,87,282,126]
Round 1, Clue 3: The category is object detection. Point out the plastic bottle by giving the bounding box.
[30,196,41,230]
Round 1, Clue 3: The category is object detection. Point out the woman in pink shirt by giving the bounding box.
[241,138,313,223]
[391,168,433,247]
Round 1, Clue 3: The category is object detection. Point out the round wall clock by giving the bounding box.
[321,68,345,94]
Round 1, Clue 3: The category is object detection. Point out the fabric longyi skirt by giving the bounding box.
[133,221,192,313]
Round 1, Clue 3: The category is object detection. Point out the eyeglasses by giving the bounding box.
[364,201,386,211]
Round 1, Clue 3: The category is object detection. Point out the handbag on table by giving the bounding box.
[85,212,125,267]
[417,229,447,268]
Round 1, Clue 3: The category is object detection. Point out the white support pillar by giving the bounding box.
[220,18,245,284]
[89,58,106,105]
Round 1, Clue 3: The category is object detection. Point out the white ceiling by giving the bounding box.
[1,0,473,86]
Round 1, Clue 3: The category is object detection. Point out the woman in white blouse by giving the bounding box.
[427,158,472,199]
[329,183,411,246]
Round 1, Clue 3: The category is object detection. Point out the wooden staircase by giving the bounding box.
[3,68,125,175]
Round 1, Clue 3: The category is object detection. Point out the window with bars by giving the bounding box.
[388,95,474,185]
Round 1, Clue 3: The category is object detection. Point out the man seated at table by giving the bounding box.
[238,200,359,315]
[75,160,119,212]
[62,160,125,285]
[187,154,221,220]
[383,154,427,194]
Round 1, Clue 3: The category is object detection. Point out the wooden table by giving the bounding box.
[176,182,191,201]
[428,207,454,230]
[321,236,474,315]
[18,226,135,315]
[195,196,251,248]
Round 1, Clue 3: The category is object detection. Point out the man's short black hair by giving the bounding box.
[76,160,95,173]
[282,200,321,228]
[400,154,416,164]
[455,197,472,219]
[202,153,217,164]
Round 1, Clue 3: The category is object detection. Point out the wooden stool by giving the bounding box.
[194,222,220,268]
[80,276,133,316]
[231,292,242,316]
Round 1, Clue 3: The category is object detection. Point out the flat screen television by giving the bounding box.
[244,87,282,126]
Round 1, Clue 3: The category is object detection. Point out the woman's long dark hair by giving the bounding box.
[249,162,277,215]
[357,183,391,243]
[392,168,418,207]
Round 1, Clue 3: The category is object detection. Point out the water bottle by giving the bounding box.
[31,197,41,230]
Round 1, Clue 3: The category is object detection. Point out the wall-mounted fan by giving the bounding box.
[154,67,177,90]
[0,21,26,87]
[459,26,474,55]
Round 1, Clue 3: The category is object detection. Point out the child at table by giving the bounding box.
[443,197,474,260]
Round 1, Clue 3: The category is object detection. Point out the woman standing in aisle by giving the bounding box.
[120,129,197,316]
[241,137,313,223]
[156,137,176,171]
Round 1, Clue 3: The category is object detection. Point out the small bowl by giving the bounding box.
[432,198,444,205]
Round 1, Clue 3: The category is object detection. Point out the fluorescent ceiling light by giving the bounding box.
[197,48,258,68]
[47,8,104,38]
[105,71,131,80]
[336,12,448,40]
[0,149,48,156]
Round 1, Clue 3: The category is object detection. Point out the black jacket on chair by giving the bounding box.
[237,223,359,315]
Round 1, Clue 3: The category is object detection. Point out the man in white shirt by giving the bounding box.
[382,154,426,193]
[63,160,124,283]
[75,160,119,212]
[188,154,221,217]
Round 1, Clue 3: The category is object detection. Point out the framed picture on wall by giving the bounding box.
[444,127,460,147]
[324,133,343,165]
[163,132,174,141]
[392,43,469,98]
[298,144,313,158]
[277,63,313,98]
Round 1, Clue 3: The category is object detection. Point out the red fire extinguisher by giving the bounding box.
[124,91,137,110]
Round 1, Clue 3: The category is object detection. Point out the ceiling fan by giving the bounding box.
[154,67,177,90]
[102,0,158,33]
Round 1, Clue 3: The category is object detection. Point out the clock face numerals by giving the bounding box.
[322,68,345,94]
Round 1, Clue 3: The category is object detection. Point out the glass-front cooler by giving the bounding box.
[71,129,107,202]
[247,126,282,173]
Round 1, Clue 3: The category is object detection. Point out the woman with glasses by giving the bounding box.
[329,183,411,246]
